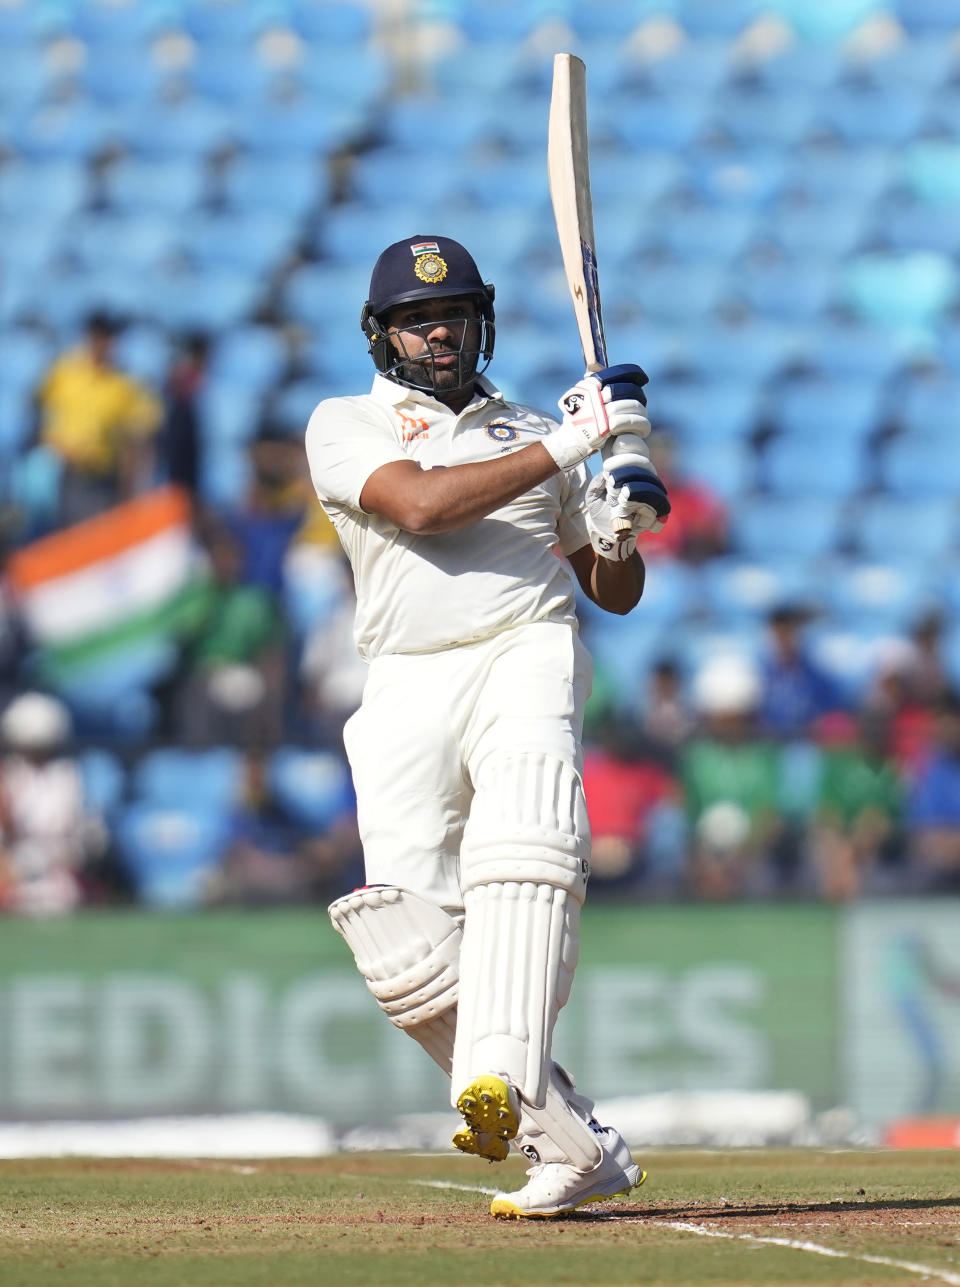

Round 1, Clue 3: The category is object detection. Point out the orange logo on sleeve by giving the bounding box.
[396,411,430,442]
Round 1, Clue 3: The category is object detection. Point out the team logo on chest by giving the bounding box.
[485,421,520,445]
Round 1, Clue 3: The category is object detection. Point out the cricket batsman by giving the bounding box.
[306,235,670,1217]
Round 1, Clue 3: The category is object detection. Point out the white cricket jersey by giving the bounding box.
[305,373,591,659]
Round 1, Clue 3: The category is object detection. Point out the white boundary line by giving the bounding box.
[411,1180,960,1284]
[660,1221,960,1287]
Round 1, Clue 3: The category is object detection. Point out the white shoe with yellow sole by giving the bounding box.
[490,1127,645,1219]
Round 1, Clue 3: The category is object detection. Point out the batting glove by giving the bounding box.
[544,363,651,472]
[603,434,671,534]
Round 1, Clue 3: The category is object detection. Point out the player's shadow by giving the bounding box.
[569,1195,960,1222]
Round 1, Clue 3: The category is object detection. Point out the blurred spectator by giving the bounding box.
[213,751,362,907]
[298,560,369,738]
[158,332,209,500]
[758,602,841,740]
[167,523,287,747]
[809,709,905,901]
[34,311,163,527]
[222,426,312,594]
[681,654,787,899]
[908,609,952,706]
[581,718,677,889]
[637,656,694,762]
[638,430,728,563]
[907,690,960,892]
[0,693,105,916]
[862,638,936,775]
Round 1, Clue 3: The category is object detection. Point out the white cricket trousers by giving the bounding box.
[342,620,593,914]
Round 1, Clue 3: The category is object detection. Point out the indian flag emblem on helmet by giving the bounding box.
[486,422,519,443]
[414,251,448,284]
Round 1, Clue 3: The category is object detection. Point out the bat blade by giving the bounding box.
[547,51,608,373]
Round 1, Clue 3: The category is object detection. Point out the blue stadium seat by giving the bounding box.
[821,559,942,631]
[766,0,888,41]
[598,91,710,151]
[933,321,960,374]
[177,210,300,274]
[181,0,279,44]
[860,38,959,92]
[756,201,867,261]
[71,0,176,43]
[797,319,916,382]
[0,158,89,219]
[125,94,234,159]
[454,0,569,43]
[644,40,737,95]
[0,47,60,112]
[569,0,676,38]
[188,42,274,106]
[210,326,289,392]
[843,250,958,329]
[149,268,263,332]
[678,437,756,501]
[761,435,870,498]
[288,0,374,43]
[897,372,960,437]
[103,155,208,217]
[79,747,127,817]
[872,198,960,256]
[200,439,251,508]
[116,802,232,908]
[879,434,960,499]
[270,379,324,435]
[348,150,467,209]
[814,84,932,147]
[854,496,958,560]
[132,747,245,811]
[281,263,372,330]
[901,139,960,205]
[680,317,803,384]
[807,623,898,704]
[197,380,265,445]
[659,205,757,261]
[113,324,172,385]
[632,260,730,325]
[770,377,883,445]
[283,544,349,638]
[649,379,761,442]
[589,151,685,207]
[65,211,178,274]
[733,257,837,322]
[750,43,843,93]
[0,327,54,395]
[676,0,763,36]
[79,40,168,106]
[733,496,847,560]
[295,47,392,111]
[429,44,539,98]
[381,97,490,155]
[315,205,435,265]
[709,89,819,149]
[698,556,827,624]
[685,146,790,208]
[0,386,35,454]
[221,154,327,216]
[893,0,960,35]
[267,746,354,832]
[783,143,897,203]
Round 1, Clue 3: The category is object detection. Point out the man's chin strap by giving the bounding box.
[328,885,602,1171]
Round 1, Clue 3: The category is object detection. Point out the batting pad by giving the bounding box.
[453,753,589,1108]
[328,885,461,1069]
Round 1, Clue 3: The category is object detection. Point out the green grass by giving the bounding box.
[1,1151,958,1287]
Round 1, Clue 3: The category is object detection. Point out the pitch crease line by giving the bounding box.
[663,1219,960,1286]
[414,1180,500,1196]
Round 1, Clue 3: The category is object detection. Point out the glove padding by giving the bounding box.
[584,461,671,562]
[602,433,671,534]
[544,363,651,472]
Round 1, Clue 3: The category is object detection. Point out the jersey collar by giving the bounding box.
[371,372,506,412]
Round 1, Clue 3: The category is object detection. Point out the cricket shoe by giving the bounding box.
[452,1074,520,1163]
[490,1127,645,1218]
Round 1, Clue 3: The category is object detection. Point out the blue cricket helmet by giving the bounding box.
[361,235,496,386]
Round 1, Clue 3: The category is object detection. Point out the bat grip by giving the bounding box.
[599,436,633,536]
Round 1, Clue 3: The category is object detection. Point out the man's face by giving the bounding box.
[383,295,481,397]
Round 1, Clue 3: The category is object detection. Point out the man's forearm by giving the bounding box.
[589,550,645,615]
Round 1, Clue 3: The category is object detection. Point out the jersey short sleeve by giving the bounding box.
[306,395,409,511]
[555,460,591,557]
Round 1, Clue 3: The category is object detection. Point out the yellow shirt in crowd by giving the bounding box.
[39,350,162,475]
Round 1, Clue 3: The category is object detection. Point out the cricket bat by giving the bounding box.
[548,51,633,532]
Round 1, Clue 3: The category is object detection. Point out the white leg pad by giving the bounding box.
[328,885,460,1032]
[453,753,589,1108]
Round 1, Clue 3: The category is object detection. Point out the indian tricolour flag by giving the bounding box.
[5,486,206,698]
